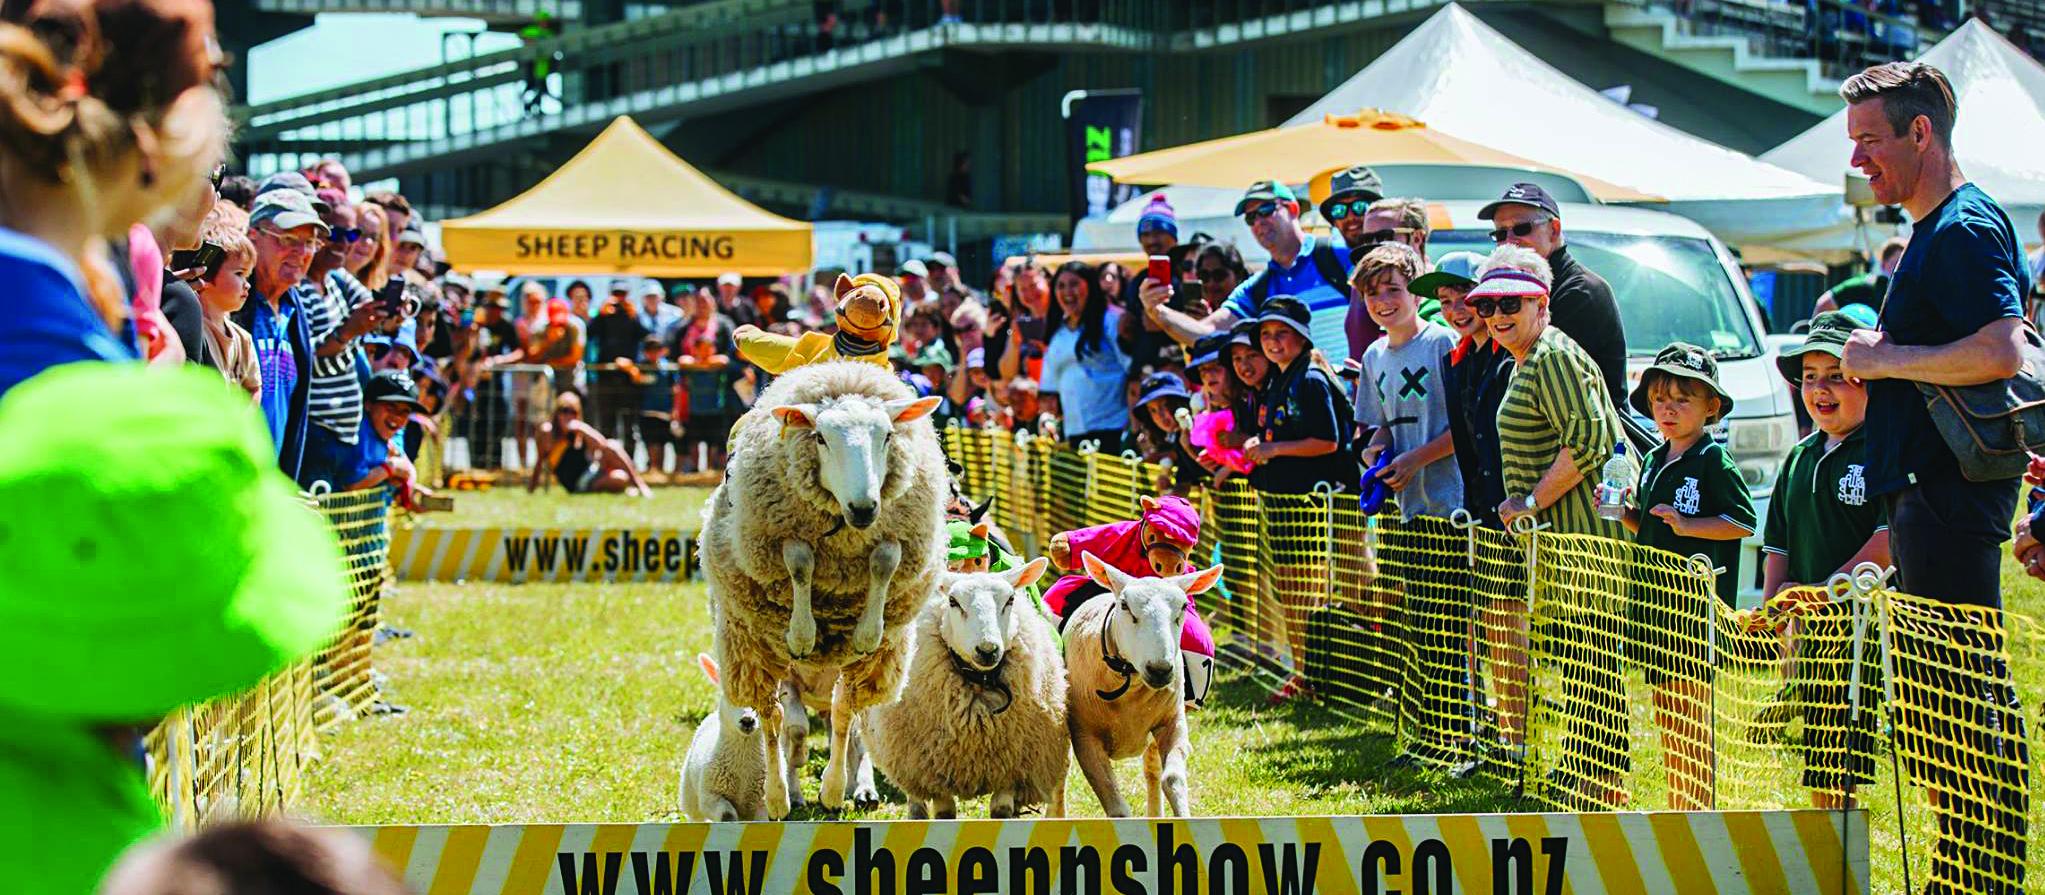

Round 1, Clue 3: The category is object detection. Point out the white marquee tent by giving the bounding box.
[1076,3,1847,253]
[1764,18,2045,255]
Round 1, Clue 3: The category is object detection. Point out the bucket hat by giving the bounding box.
[1776,311,1861,384]
[1630,341,1734,420]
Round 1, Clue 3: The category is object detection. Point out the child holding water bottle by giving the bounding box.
[1619,342,1756,810]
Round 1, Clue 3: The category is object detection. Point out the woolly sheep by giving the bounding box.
[865,559,1067,819]
[679,653,767,822]
[700,360,949,815]
[1065,553,1223,817]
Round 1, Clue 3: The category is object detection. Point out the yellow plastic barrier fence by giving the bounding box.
[145,486,396,830]
[943,427,2043,893]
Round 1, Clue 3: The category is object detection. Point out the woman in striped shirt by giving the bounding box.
[1475,245,1630,808]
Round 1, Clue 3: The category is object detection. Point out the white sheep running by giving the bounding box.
[679,653,768,822]
[866,559,1067,819]
[699,360,949,816]
[1065,553,1222,817]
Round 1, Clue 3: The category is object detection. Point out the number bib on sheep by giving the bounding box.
[344,810,1866,894]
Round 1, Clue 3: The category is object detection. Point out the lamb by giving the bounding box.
[679,653,768,822]
[1065,553,1223,817]
[865,559,1068,819]
[699,360,949,816]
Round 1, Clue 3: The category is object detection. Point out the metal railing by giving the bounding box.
[1620,0,1943,80]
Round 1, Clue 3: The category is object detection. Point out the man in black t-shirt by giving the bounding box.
[1477,184,1626,411]
[1835,61,2029,895]
[467,288,521,469]
[589,283,650,439]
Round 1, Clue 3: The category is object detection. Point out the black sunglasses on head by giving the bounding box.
[1489,220,1545,243]
[1470,296,1527,318]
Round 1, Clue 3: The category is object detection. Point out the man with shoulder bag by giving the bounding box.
[1835,61,2031,895]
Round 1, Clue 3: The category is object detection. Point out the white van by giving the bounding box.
[1427,200,1798,600]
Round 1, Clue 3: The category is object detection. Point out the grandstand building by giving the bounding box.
[223,0,2032,270]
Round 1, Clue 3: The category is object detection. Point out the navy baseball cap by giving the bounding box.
[1478,182,1561,221]
[1136,372,1191,407]
[1234,180,1299,215]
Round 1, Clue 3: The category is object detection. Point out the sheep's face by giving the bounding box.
[721,694,761,738]
[1082,552,1224,692]
[938,559,1048,671]
[774,394,940,528]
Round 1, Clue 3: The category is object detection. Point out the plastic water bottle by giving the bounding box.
[1596,442,1636,521]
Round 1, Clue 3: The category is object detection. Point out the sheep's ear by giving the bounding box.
[1006,556,1050,590]
[947,458,965,478]
[1139,495,1159,514]
[834,273,856,300]
[773,404,818,432]
[970,495,994,524]
[970,522,990,541]
[697,652,720,685]
[1081,551,1131,595]
[1169,564,1225,597]
[887,395,942,424]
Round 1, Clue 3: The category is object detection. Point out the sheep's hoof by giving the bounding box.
[851,783,880,810]
[850,620,882,655]
[786,617,817,659]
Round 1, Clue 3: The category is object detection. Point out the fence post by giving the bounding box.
[1689,553,1726,810]
[1508,514,1550,797]
[1450,508,1482,776]
[1870,564,1914,895]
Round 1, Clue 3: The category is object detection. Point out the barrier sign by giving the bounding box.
[345,811,1865,894]
[391,527,699,583]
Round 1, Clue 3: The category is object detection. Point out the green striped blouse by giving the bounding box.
[1496,327,1626,538]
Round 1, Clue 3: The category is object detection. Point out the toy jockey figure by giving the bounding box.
[1041,495,1218,709]
[735,273,902,374]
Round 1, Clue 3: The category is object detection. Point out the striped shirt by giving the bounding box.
[303,268,372,443]
[1495,326,1625,538]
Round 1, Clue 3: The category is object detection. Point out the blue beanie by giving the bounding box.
[1136,194,1178,237]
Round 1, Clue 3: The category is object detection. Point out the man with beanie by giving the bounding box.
[1124,193,1185,379]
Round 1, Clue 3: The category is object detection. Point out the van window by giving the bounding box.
[1432,232,1762,360]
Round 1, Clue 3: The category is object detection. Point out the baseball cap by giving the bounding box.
[364,368,425,409]
[965,346,986,371]
[1234,180,1299,216]
[256,171,329,211]
[1478,182,1562,221]
[717,272,742,287]
[927,251,956,270]
[397,223,428,247]
[1466,267,1550,300]
[0,363,347,719]
[1136,372,1191,407]
[898,259,930,279]
[1319,165,1385,217]
[609,279,632,293]
[441,273,473,294]
[638,281,665,300]
[1776,311,1861,384]
[1255,295,1314,344]
[250,190,330,235]
[1407,250,1487,298]
[1184,331,1231,371]
[1631,342,1734,420]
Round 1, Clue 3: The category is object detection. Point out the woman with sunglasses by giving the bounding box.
[1480,243,1631,809]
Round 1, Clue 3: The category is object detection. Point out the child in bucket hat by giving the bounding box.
[0,363,348,895]
[1618,341,1757,811]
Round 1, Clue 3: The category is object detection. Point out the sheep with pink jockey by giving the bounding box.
[699,360,948,817]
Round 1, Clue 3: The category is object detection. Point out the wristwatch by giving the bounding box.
[1523,492,1540,513]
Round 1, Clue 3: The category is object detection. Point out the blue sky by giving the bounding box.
[247,14,519,105]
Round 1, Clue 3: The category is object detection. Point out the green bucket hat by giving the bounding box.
[1630,342,1734,421]
[0,363,348,720]
[946,519,990,563]
[911,341,955,371]
[1776,311,1860,385]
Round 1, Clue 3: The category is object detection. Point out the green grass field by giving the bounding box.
[310,488,2045,892]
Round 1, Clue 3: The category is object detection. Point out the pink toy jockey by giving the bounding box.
[1044,495,1218,707]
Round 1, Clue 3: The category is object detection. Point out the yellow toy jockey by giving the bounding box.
[734,272,901,373]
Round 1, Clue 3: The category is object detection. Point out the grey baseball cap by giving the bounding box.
[249,190,330,235]
[256,172,330,212]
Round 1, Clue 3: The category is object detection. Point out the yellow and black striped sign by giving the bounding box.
[345,811,1867,894]
[390,527,699,583]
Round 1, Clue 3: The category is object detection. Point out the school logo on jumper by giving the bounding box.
[1839,464,1867,506]
[1674,477,1701,515]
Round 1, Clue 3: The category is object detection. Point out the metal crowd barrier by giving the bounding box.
[144,486,394,829]
[944,426,2043,894]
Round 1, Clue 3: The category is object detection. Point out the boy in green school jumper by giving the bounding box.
[1760,312,1890,809]
[1621,342,1758,810]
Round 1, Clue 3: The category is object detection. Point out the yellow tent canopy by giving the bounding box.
[441,116,812,276]
[1088,109,1662,204]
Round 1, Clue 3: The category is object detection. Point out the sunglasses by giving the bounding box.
[1197,266,1233,283]
[1324,200,1368,221]
[1241,202,1282,224]
[1488,220,1545,243]
[1355,227,1416,246]
[328,227,362,244]
[209,163,227,190]
[1470,296,1528,317]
